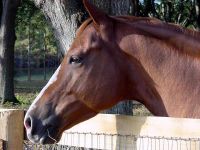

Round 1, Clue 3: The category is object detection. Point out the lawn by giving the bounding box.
[7,68,55,108]
[15,80,47,108]
[14,68,57,81]
[1,80,46,109]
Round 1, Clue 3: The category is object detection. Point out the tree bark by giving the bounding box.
[0,0,20,104]
[43,32,47,81]
[34,0,86,54]
[195,0,200,29]
[90,0,133,15]
[34,0,134,115]
[132,0,140,16]
[27,19,31,81]
[143,0,158,17]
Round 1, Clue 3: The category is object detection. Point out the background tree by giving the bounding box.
[156,0,198,28]
[0,0,21,104]
[143,0,159,17]
[16,0,37,81]
[195,0,200,28]
[15,0,58,82]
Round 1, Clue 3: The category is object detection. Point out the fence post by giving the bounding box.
[0,109,24,150]
[0,139,4,150]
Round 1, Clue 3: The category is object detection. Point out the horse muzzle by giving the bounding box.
[24,113,61,144]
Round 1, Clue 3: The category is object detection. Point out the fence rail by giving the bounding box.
[59,114,200,150]
[1,109,200,150]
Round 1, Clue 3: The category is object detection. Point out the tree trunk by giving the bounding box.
[27,19,31,81]
[162,0,173,22]
[43,32,47,81]
[143,0,158,17]
[34,0,86,54]
[0,0,20,104]
[195,0,200,29]
[132,0,140,16]
[33,0,134,115]
[90,0,133,15]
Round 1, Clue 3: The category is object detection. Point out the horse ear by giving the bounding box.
[83,0,111,28]
[83,0,113,40]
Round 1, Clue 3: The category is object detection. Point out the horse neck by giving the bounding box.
[116,19,200,118]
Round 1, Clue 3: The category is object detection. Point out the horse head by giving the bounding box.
[24,0,136,144]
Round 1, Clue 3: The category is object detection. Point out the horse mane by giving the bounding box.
[114,16,200,40]
[77,15,200,57]
[114,16,200,58]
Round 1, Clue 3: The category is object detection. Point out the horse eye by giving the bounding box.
[69,56,83,64]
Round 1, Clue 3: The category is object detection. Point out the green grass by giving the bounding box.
[14,80,46,109]
[2,67,55,108]
[14,80,47,89]
[15,89,39,109]
[14,68,57,81]
[1,80,45,109]
[1,68,55,109]
[132,104,151,116]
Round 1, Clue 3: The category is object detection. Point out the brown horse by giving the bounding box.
[24,0,200,144]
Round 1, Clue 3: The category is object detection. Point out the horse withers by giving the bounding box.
[24,0,200,144]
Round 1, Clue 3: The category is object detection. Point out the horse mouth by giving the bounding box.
[27,126,61,145]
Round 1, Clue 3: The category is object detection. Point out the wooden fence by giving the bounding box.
[1,109,200,150]
[60,114,200,149]
[0,109,24,150]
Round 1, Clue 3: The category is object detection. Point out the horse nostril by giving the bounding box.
[24,116,32,130]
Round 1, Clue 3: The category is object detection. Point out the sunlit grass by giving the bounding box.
[15,90,39,109]
[1,81,44,109]
[132,104,152,116]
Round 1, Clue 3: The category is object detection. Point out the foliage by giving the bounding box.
[15,0,200,60]
[15,0,58,58]
[157,0,197,28]
[1,88,40,109]
[140,0,200,29]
